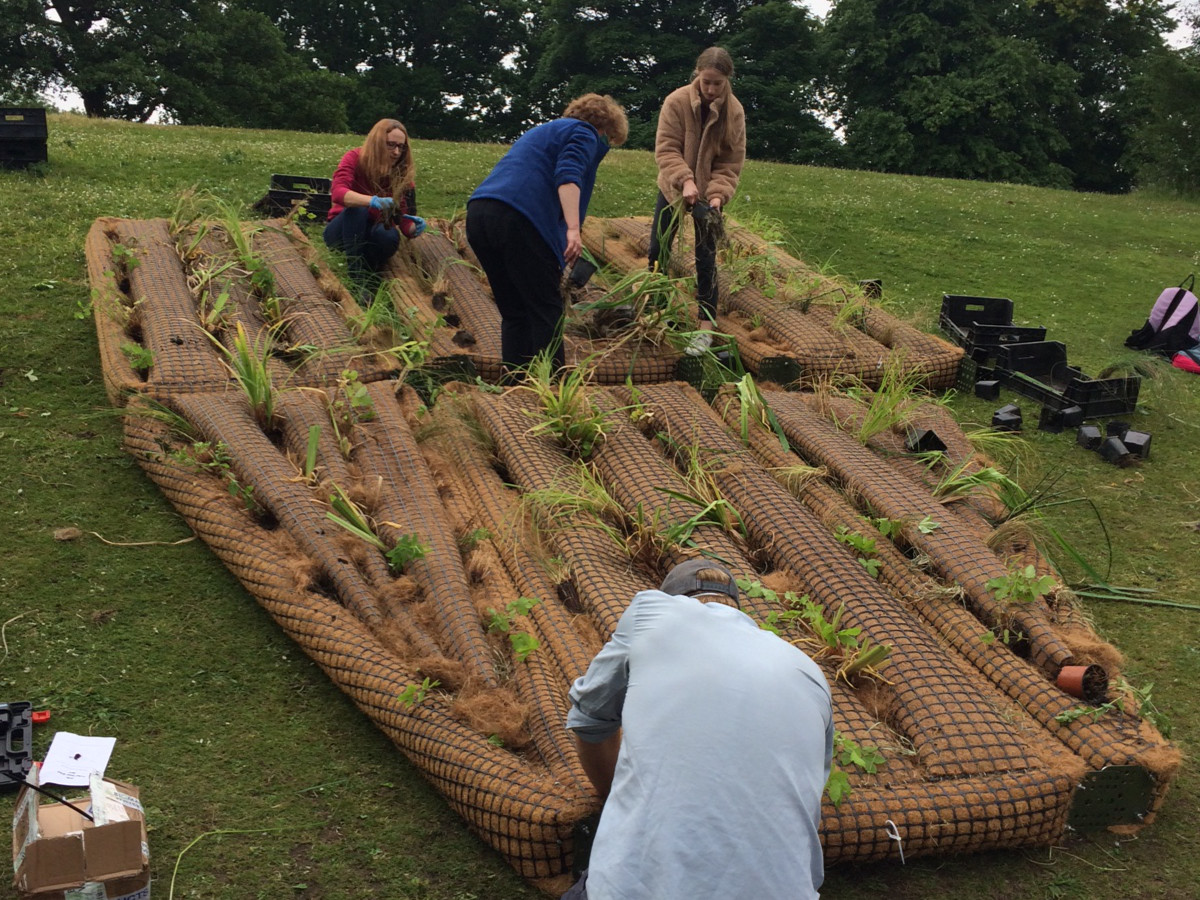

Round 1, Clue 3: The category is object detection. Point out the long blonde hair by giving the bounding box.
[358,119,416,200]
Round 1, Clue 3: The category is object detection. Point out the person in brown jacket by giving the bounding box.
[649,46,747,355]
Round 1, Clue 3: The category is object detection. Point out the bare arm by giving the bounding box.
[574,731,620,799]
[557,182,582,264]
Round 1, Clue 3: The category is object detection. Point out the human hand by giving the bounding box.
[400,214,426,238]
[682,179,699,206]
[369,196,395,212]
[564,226,582,265]
[709,196,723,212]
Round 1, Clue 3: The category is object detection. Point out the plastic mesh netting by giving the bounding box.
[88,216,1178,894]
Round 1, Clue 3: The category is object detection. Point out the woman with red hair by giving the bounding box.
[323,118,426,296]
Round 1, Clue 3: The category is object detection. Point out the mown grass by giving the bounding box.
[0,113,1198,899]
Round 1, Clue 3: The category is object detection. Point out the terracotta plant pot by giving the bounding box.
[1057,664,1108,705]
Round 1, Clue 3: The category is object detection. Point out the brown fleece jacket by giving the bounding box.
[654,78,746,206]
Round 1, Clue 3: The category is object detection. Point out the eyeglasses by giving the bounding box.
[386,140,407,150]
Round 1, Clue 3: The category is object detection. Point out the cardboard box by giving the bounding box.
[12,768,149,900]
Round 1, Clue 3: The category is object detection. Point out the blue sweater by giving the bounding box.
[470,118,609,265]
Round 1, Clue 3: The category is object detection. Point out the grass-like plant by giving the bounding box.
[326,483,429,575]
[730,372,790,450]
[520,355,609,458]
[933,460,1023,502]
[851,353,933,444]
[207,321,279,430]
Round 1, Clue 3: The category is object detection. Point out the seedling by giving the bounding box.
[978,627,1025,647]
[120,342,155,371]
[987,565,1056,605]
[205,321,278,430]
[854,355,930,444]
[457,527,492,552]
[731,372,789,451]
[872,516,903,540]
[397,677,440,708]
[743,579,892,684]
[826,731,887,806]
[835,526,882,579]
[304,425,321,481]
[933,462,1021,502]
[916,515,939,534]
[485,597,541,662]
[111,242,141,271]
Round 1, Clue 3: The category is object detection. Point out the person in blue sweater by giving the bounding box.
[467,94,628,374]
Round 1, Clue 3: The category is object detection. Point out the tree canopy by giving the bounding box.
[1,0,1195,194]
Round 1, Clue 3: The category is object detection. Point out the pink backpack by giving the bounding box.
[1126,275,1200,357]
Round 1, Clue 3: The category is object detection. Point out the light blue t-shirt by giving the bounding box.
[567,590,833,900]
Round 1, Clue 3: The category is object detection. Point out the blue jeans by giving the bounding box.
[323,207,399,291]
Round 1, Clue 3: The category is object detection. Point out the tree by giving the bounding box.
[1021,0,1175,192]
[243,0,533,141]
[161,6,349,132]
[528,0,756,149]
[724,0,839,165]
[823,0,1077,187]
[1130,6,1200,194]
[0,1,347,130]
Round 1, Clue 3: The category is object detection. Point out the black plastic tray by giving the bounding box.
[995,341,1140,418]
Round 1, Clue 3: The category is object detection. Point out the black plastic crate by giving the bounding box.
[266,173,332,217]
[939,294,1046,355]
[995,341,1140,418]
[1,108,47,140]
[0,107,48,168]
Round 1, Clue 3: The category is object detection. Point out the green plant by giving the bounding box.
[485,597,541,662]
[742,579,892,683]
[988,564,1056,605]
[205,321,279,430]
[979,626,1027,647]
[326,484,428,574]
[826,731,887,806]
[853,354,931,444]
[521,356,609,458]
[120,341,155,371]
[457,527,491,552]
[398,677,440,708]
[730,372,789,451]
[111,242,141,270]
[835,526,881,579]
[304,425,321,480]
[933,461,1023,502]
[872,516,903,540]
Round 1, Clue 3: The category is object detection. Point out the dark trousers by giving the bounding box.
[647,190,718,321]
[466,198,566,372]
[323,207,399,292]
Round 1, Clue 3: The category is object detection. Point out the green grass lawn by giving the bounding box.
[1,113,1198,899]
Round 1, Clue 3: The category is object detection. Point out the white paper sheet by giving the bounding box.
[39,732,116,786]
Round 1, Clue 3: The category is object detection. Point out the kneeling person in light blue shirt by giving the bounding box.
[563,559,834,900]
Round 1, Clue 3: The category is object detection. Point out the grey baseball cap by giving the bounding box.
[659,559,739,603]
